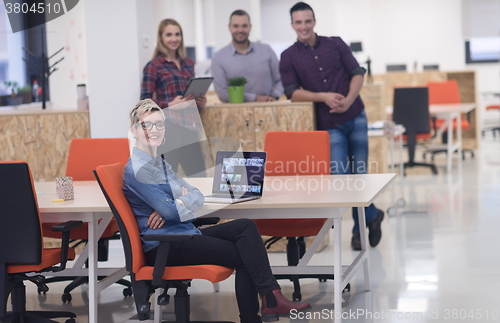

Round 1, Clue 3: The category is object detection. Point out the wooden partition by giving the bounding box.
[0,108,90,181]
[361,82,388,173]
[371,71,478,149]
[200,101,315,152]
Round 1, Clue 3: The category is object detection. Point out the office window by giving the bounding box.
[185,46,216,63]
[0,6,49,105]
[465,37,500,64]
[0,5,26,96]
[386,64,407,72]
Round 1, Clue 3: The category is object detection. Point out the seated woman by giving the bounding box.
[123,99,311,323]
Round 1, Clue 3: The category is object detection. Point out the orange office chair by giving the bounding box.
[41,138,133,302]
[94,163,234,322]
[0,161,82,323]
[424,80,474,160]
[252,131,346,302]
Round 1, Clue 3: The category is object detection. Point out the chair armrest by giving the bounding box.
[51,220,83,232]
[143,234,195,242]
[48,221,83,273]
[193,217,220,227]
[145,234,196,287]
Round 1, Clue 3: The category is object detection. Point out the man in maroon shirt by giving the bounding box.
[280,2,384,250]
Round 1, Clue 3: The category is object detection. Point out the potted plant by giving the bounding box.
[227,77,247,104]
[17,84,32,104]
[3,81,23,106]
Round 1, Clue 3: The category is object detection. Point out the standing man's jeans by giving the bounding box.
[326,110,378,234]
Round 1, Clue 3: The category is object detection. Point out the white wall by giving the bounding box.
[261,0,337,55]
[85,0,149,138]
[262,0,465,73]
[45,0,87,109]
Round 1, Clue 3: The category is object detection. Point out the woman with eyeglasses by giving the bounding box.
[124,99,311,323]
[140,19,207,177]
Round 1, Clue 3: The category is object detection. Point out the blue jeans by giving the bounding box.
[326,110,378,234]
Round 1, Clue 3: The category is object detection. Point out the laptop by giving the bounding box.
[204,151,267,204]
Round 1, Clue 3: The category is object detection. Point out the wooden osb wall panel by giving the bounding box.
[372,72,447,106]
[253,107,277,151]
[361,82,386,123]
[200,107,255,152]
[36,112,89,181]
[368,136,388,174]
[253,105,314,151]
[446,71,476,103]
[446,71,477,145]
[272,105,314,131]
[0,115,38,173]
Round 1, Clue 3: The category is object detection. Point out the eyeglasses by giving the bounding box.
[139,121,166,130]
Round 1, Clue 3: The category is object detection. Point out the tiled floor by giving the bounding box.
[12,135,500,322]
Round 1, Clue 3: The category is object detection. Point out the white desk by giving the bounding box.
[427,103,475,173]
[186,174,395,322]
[36,174,395,323]
[35,181,126,323]
[387,103,475,172]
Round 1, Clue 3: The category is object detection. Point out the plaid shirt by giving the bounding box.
[280,36,366,130]
[141,55,201,131]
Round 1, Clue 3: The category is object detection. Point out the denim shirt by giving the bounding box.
[123,147,204,252]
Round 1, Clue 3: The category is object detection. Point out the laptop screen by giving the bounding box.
[212,151,267,197]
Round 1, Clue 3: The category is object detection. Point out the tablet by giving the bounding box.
[183,77,214,98]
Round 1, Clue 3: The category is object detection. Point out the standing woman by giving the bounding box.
[141,19,207,177]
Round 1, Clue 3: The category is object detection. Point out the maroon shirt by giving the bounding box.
[279,35,366,130]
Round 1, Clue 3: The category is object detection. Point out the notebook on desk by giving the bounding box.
[204,151,267,204]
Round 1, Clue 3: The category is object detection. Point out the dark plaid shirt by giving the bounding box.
[141,55,201,131]
[280,36,366,130]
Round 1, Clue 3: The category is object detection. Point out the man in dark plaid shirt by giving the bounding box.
[280,2,384,251]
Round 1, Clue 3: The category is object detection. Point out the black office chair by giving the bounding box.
[393,87,438,175]
[0,161,82,323]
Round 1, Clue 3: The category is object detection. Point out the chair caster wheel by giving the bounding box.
[157,291,170,305]
[396,198,406,207]
[37,285,49,295]
[292,291,302,302]
[123,287,133,297]
[343,283,351,293]
[65,319,76,323]
[62,293,72,303]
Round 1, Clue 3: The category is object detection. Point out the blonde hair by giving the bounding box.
[130,99,163,127]
[152,19,186,60]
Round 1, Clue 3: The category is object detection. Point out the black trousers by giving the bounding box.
[158,119,208,177]
[145,219,279,323]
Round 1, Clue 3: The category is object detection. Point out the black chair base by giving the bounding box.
[42,276,132,303]
[131,280,234,323]
[1,311,76,323]
[265,237,350,302]
[1,279,76,323]
[423,149,474,161]
[482,127,500,138]
[394,162,438,175]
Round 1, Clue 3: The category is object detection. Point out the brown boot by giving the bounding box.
[261,289,311,322]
